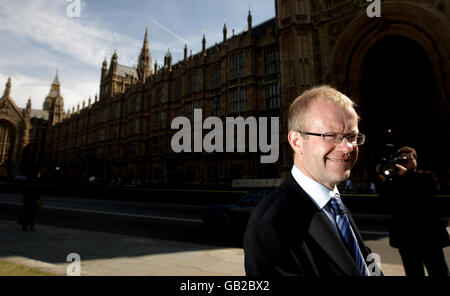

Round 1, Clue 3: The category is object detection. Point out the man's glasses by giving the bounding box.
[296,131,366,145]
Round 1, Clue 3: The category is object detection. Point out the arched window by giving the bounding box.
[0,121,15,164]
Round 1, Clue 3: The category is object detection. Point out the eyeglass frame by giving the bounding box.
[295,130,366,145]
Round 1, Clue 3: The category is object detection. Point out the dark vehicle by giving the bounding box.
[14,175,29,183]
[88,176,103,184]
[203,189,274,240]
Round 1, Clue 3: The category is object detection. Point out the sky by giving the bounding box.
[0,0,276,110]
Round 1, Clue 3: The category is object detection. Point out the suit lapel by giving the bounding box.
[308,211,362,276]
[284,172,362,276]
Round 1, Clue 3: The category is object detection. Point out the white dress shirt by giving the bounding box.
[291,165,340,235]
[291,165,371,275]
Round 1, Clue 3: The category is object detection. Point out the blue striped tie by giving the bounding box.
[329,196,368,276]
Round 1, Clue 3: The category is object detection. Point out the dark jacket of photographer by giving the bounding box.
[386,170,449,249]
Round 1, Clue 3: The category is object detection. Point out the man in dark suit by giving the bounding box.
[381,146,449,277]
[244,86,378,276]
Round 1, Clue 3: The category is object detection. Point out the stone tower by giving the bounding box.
[43,71,65,125]
[137,27,152,82]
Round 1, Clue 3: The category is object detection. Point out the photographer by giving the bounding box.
[377,146,449,277]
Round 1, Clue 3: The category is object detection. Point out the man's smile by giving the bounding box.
[326,156,351,163]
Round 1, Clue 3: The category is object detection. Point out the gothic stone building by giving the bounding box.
[42,13,281,186]
[0,72,65,179]
[1,0,449,188]
[0,77,30,178]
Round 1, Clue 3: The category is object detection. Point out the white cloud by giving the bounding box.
[63,80,100,112]
[0,72,50,109]
[0,72,99,111]
[0,0,141,67]
[0,0,145,109]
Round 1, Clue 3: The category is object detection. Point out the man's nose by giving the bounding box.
[337,137,354,153]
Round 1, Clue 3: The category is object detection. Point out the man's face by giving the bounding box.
[295,98,359,190]
[399,152,417,171]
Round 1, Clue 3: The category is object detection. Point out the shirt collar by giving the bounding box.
[291,165,340,210]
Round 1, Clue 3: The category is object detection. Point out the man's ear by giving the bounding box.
[287,130,302,154]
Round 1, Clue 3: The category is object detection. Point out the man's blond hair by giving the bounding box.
[288,85,358,133]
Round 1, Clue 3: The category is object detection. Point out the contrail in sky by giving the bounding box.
[151,18,193,48]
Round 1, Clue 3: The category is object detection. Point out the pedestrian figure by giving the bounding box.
[19,172,42,232]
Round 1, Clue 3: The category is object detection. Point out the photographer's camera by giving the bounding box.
[378,155,409,177]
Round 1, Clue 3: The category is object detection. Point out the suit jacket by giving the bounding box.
[244,172,372,276]
[386,170,449,249]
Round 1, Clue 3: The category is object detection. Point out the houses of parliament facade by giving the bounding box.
[1,0,449,189]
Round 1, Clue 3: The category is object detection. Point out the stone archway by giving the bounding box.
[330,1,450,187]
[360,35,442,171]
[332,2,450,102]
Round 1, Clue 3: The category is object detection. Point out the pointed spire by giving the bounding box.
[110,50,118,74]
[248,10,252,32]
[3,77,11,97]
[25,97,32,117]
[223,22,227,42]
[53,69,60,85]
[102,57,108,79]
[184,44,188,62]
[138,26,152,81]
[202,33,206,56]
[143,25,149,49]
[165,49,172,71]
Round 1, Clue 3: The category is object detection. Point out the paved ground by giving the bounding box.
[1,219,449,276]
[0,219,244,276]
